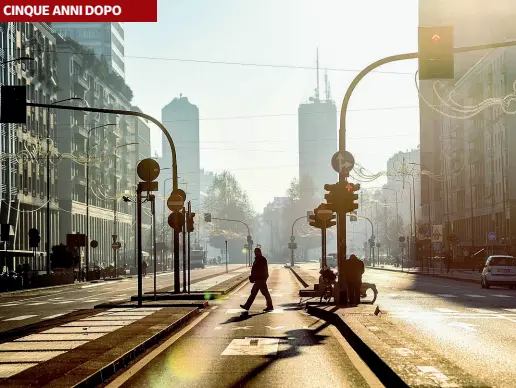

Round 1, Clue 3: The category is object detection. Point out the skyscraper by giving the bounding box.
[160,96,200,217]
[52,22,125,78]
[298,53,337,201]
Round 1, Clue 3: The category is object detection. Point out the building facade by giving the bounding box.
[0,22,59,269]
[298,77,337,201]
[159,96,201,218]
[439,45,516,256]
[54,36,145,269]
[52,22,125,78]
[418,1,516,252]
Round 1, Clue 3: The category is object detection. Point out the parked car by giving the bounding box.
[480,255,516,289]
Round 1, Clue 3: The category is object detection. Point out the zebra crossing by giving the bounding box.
[0,294,130,309]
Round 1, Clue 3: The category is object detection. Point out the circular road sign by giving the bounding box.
[168,211,185,229]
[488,232,496,241]
[137,158,160,182]
[315,208,333,221]
[290,236,295,242]
[90,240,98,248]
[167,194,185,212]
[331,151,355,174]
[111,242,121,250]
[172,188,187,200]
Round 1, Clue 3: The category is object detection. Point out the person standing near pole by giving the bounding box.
[240,247,273,312]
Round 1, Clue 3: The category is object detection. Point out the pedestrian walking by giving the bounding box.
[345,254,365,305]
[240,248,274,312]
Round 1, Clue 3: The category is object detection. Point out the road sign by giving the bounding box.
[112,234,117,243]
[488,232,496,241]
[431,225,443,242]
[172,189,186,200]
[90,240,98,248]
[331,151,355,174]
[307,210,314,223]
[432,242,441,253]
[111,242,121,250]
[167,194,185,211]
[398,236,405,243]
[315,204,333,221]
[168,211,185,230]
[137,158,160,182]
[290,236,295,242]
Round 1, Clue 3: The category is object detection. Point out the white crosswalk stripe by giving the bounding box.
[493,294,512,298]
[437,294,456,298]
[3,315,38,321]
[464,294,485,298]
[434,308,459,313]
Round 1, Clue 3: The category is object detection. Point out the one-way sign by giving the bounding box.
[331,151,355,175]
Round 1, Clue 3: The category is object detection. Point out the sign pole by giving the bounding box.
[182,208,187,293]
[187,201,191,294]
[322,224,327,268]
[136,184,143,307]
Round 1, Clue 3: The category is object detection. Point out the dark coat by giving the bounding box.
[250,256,269,282]
[345,257,364,282]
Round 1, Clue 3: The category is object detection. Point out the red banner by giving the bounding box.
[0,1,157,22]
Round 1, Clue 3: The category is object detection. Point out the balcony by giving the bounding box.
[72,73,90,90]
[73,124,89,138]
[73,175,87,186]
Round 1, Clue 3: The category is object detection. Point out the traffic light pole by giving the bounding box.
[336,39,516,306]
[211,217,251,266]
[136,184,143,307]
[182,207,187,293]
[322,224,327,269]
[187,201,191,294]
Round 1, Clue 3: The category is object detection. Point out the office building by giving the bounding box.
[439,45,516,255]
[55,36,147,268]
[0,22,59,270]
[298,64,337,201]
[52,23,125,78]
[418,1,516,251]
[159,95,200,217]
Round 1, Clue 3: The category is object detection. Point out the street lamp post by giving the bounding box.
[290,216,306,267]
[47,97,87,274]
[86,123,116,279]
[162,176,173,271]
[113,142,137,276]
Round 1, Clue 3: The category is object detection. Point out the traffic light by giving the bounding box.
[327,214,336,228]
[418,26,454,80]
[28,228,40,248]
[1,86,27,124]
[350,211,357,222]
[308,213,318,228]
[288,242,298,250]
[324,183,340,212]
[204,213,211,222]
[346,182,360,213]
[187,212,195,233]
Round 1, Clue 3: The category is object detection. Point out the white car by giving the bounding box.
[481,255,516,289]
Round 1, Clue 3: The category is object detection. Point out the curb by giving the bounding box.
[0,281,95,297]
[73,308,200,387]
[367,266,479,284]
[219,274,250,295]
[306,305,408,388]
[287,266,311,288]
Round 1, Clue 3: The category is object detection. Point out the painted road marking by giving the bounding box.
[504,309,516,313]
[268,309,284,314]
[493,294,512,298]
[0,303,20,307]
[26,302,47,306]
[437,294,457,298]
[367,326,380,332]
[434,308,458,313]
[42,313,67,320]
[416,366,459,387]
[231,326,253,331]
[54,301,75,304]
[467,308,495,314]
[214,326,222,331]
[265,325,285,331]
[393,348,414,356]
[3,315,38,321]
[448,322,478,331]
[221,338,279,356]
[464,294,485,298]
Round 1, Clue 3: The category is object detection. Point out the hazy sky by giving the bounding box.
[124,0,420,212]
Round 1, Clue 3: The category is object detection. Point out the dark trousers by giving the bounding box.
[347,280,361,305]
[243,280,273,309]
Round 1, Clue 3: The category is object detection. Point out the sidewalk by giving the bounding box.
[367,265,480,284]
[306,304,489,387]
[0,268,250,386]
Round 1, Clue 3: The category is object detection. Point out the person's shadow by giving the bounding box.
[221,311,266,324]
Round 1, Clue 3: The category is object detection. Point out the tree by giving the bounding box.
[203,171,254,258]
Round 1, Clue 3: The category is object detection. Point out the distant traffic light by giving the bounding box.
[326,214,337,228]
[350,211,358,222]
[28,228,40,248]
[0,86,27,124]
[418,26,454,80]
[187,212,195,233]
[204,213,211,223]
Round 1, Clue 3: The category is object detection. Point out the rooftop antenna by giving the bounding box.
[324,70,332,101]
[315,48,320,100]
